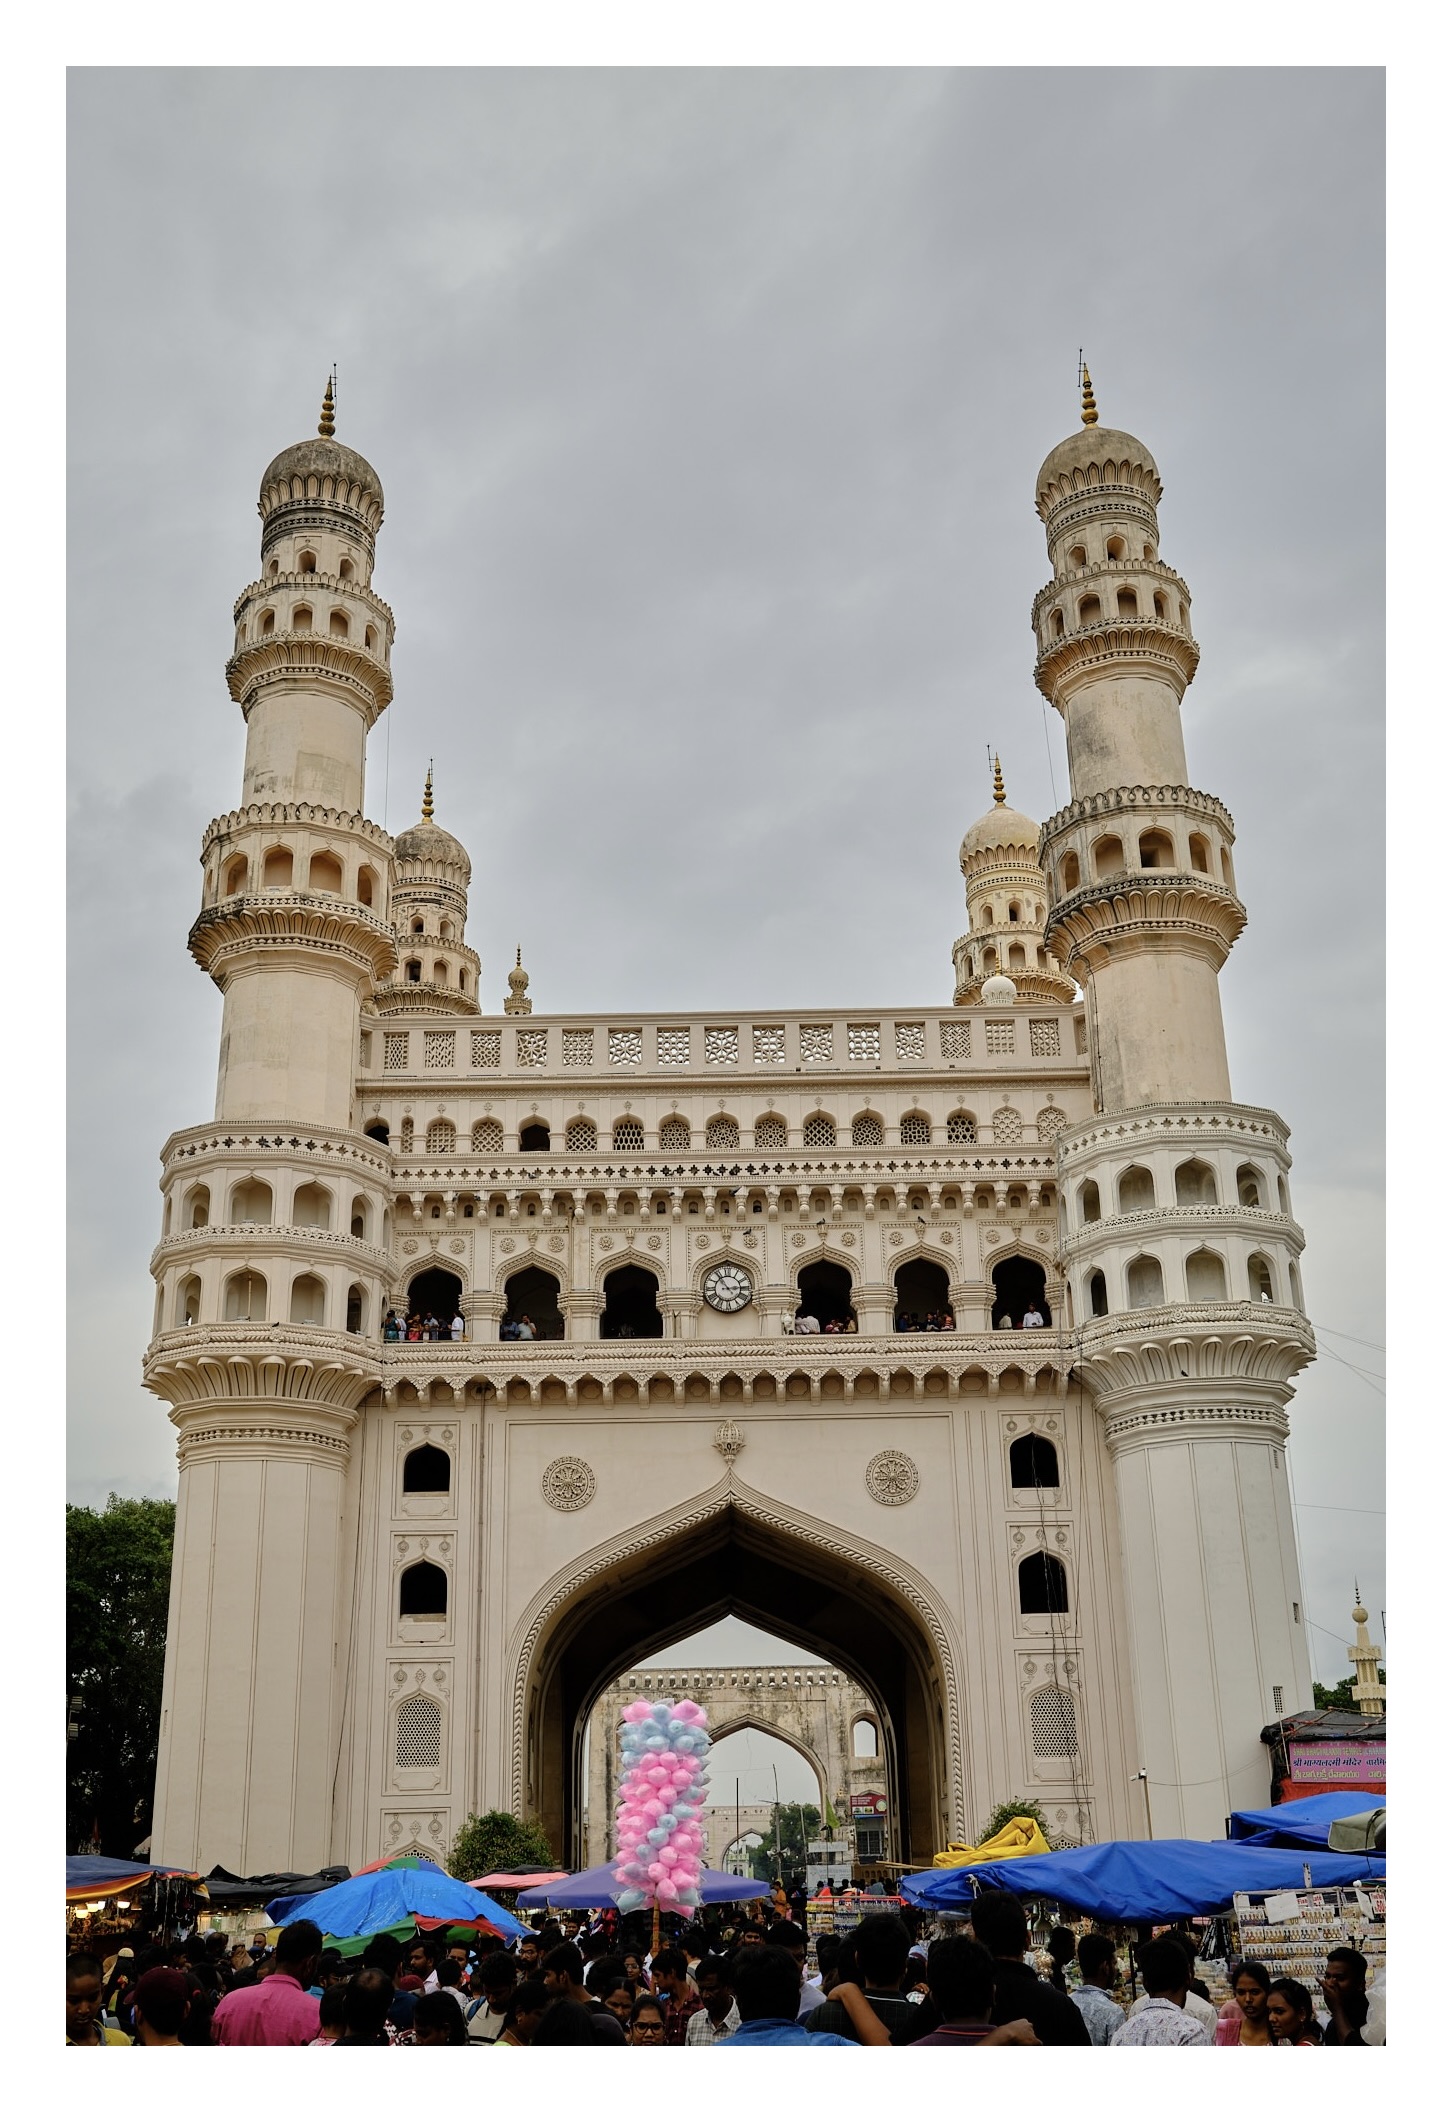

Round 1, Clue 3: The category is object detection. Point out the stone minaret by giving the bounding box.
[1036,373,1316,1834]
[1348,1594,1385,1717]
[952,755,1077,1005]
[144,387,397,1871]
[373,768,481,1018]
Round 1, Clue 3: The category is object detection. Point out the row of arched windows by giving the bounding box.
[1081,1247,1299,1317]
[383,1110,989,1156]
[168,1178,375,1238]
[1078,1158,1285,1222]
[220,847,379,907]
[1046,584,1182,641]
[402,958,472,993]
[1057,830,1231,892]
[247,602,380,652]
[175,1267,372,1331]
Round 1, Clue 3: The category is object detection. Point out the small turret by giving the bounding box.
[1348,1593,1385,1717]
[952,757,1076,1005]
[503,946,532,1015]
[376,766,481,1016]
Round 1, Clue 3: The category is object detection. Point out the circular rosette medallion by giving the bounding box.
[542,1455,597,1511]
[865,1449,920,1506]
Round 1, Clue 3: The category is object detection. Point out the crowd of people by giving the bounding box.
[895,1309,957,1332]
[383,1309,465,1342]
[65,1887,1378,2047]
[784,1312,858,1334]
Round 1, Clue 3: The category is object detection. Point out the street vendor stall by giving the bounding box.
[901,1837,1385,1921]
[515,1863,771,1910]
[268,1854,529,1944]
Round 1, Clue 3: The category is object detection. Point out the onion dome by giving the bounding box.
[258,378,385,531]
[1035,367,1161,522]
[980,971,1018,1006]
[394,767,471,882]
[960,755,1041,867]
[503,947,532,1015]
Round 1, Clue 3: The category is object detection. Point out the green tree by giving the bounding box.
[745,1803,821,1891]
[67,1494,176,1856]
[976,1797,1046,1846]
[448,1808,557,1881]
[1313,1671,1385,1711]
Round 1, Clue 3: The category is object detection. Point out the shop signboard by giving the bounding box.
[1285,1740,1385,1792]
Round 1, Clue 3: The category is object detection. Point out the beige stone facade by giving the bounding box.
[144,381,1315,1881]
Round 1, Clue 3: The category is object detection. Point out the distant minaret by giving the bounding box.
[952,755,1076,1005]
[503,946,533,1015]
[1348,1593,1385,1716]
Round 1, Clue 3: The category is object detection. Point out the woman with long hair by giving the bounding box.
[1267,1978,1323,2045]
[495,1978,549,2046]
[1215,1958,1272,2045]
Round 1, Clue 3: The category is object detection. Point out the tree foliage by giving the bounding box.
[448,1808,557,1881]
[744,1803,821,1890]
[1313,1670,1385,1711]
[976,1797,1046,1846]
[67,1494,176,1856]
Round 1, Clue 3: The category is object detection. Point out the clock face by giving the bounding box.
[702,1262,753,1314]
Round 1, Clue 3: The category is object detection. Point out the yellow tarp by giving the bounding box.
[932,1816,1050,1867]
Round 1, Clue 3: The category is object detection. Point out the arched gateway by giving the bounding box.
[511,1476,963,1863]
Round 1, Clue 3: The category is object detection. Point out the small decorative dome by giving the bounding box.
[960,756,1040,865]
[981,971,1018,1006]
[1035,366,1161,518]
[393,767,471,880]
[258,380,385,524]
[503,946,532,1015]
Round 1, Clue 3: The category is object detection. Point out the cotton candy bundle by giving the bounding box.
[611,1696,711,1912]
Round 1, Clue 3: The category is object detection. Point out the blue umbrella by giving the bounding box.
[269,1859,529,1940]
[515,1862,772,1909]
[901,1838,1386,1922]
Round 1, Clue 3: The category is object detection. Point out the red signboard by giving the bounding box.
[850,1793,887,1816]
[1286,1739,1385,1790]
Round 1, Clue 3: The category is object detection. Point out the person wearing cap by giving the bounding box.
[134,1968,191,2047]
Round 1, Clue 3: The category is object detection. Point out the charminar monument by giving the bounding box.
[144,373,1315,1876]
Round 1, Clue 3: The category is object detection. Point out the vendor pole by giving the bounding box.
[1135,1767,1153,1839]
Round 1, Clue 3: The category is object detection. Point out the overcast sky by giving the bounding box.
[68,68,1384,1690]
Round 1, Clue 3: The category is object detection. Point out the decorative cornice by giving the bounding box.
[1030,555,1190,627]
[371,986,482,1019]
[1059,1203,1305,1261]
[150,1223,396,1275]
[1035,617,1200,706]
[225,632,394,721]
[144,1325,378,1414]
[384,1149,1064,1186]
[1045,871,1245,970]
[1072,1299,1315,1407]
[201,801,395,856]
[233,569,395,637]
[189,892,398,985]
[163,1122,393,1178]
[1039,782,1236,850]
[1035,454,1163,522]
[1057,1102,1290,1160]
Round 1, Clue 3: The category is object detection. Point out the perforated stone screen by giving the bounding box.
[899,1113,931,1145]
[396,1692,442,1768]
[852,1115,884,1146]
[895,1022,926,1060]
[946,1112,977,1143]
[613,1120,645,1151]
[993,1107,1024,1143]
[753,1027,786,1064]
[470,1031,501,1069]
[566,1119,598,1150]
[516,1029,548,1067]
[660,1117,691,1149]
[705,1028,738,1066]
[705,1118,740,1149]
[1030,1019,1061,1056]
[800,1025,834,1064]
[384,1033,409,1071]
[940,1020,972,1060]
[423,1032,455,1070]
[609,1030,643,1066]
[803,1113,837,1147]
[755,1117,787,1148]
[1037,1107,1068,1142]
[1030,1687,1078,1758]
[848,1025,880,1062]
[472,1119,503,1152]
[986,1020,1016,1055]
[657,1030,691,1066]
[425,1120,455,1154]
[562,1029,595,1067]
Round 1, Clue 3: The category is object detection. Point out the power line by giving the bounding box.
[1311,1323,1385,1355]
[1294,1502,1385,1517]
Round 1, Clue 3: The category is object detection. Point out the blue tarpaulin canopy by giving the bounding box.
[516,1863,772,1909]
[901,1838,1386,1922]
[268,1859,529,1940]
[1226,1793,1385,1849]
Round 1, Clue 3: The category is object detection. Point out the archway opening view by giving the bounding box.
[534,1502,949,1868]
[501,1264,564,1340]
[894,1256,953,1331]
[600,1263,663,1339]
[795,1259,856,1330]
[991,1253,1050,1329]
[404,1266,461,1329]
[580,1615,894,1890]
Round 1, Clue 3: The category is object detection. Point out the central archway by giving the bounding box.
[513,1480,961,1866]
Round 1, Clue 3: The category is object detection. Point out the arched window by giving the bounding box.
[1030,1686,1079,1757]
[899,1112,931,1145]
[852,1114,884,1146]
[1106,534,1127,560]
[472,1118,504,1153]
[1187,831,1210,872]
[223,855,248,896]
[345,1284,365,1333]
[338,557,355,581]
[1059,851,1080,892]
[1010,1433,1059,1488]
[1278,1177,1290,1215]
[754,1116,787,1150]
[1078,593,1102,625]
[395,1691,441,1767]
[601,1262,663,1339]
[1153,590,1168,621]
[399,1117,414,1153]
[365,625,378,651]
[350,1197,369,1240]
[329,608,349,638]
[1008,901,1021,923]
[425,1118,456,1156]
[290,1273,326,1325]
[946,1111,976,1143]
[980,905,995,927]
[223,1268,267,1321]
[1018,1552,1069,1615]
[1068,544,1087,568]
[1138,829,1175,870]
[357,865,376,907]
[292,1181,331,1229]
[364,1120,390,1147]
[399,1561,448,1618]
[432,959,448,986]
[992,1107,1023,1145]
[566,1117,598,1151]
[185,1184,211,1228]
[1092,835,1124,879]
[298,549,317,574]
[405,959,422,983]
[1289,1261,1304,1312]
[852,1717,880,1758]
[1117,1165,1155,1212]
[439,920,454,942]
[1052,608,1065,639]
[661,1116,691,1150]
[411,919,426,936]
[796,1259,855,1329]
[262,847,293,888]
[991,1254,1050,1329]
[1087,1268,1108,1317]
[292,603,314,632]
[705,1116,740,1151]
[1248,1253,1276,1302]
[1185,1249,1227,1301]
[268,558,280,579]
[803,1113,837,1148]
[1174,1158,1218,1206]
[230,1178,273,1224]
[502,1264,563,1340]
[1007,944,1026,971]
[613,1118,646,1152]
[175,1274,201,1327]
[1236,1164,1264,1208]
[520,1122,550,1152]
[403,1443,452,1493]
[259,609,275,638]
[1116,587,1138,619]
[308,850,344,893]
[894,1256,951,1330]
[1126,1255,1164,1308]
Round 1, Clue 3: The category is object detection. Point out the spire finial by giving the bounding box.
[505,946,532,1014]
[319,370,336,439]
[1080,360,1098,427]
[422,761,434,823]
[992,753,1006,806]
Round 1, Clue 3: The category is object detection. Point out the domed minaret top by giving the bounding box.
[375,766,481,1017]
[951,756,1076,1006]
[503,946,533,1015]
[1347,1592,1385,1718]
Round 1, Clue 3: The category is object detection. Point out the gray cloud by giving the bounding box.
[69,67,1384,1683]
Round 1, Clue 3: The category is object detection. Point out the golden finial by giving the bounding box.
[319,372,337,438]
[422,761,434,823]
[1080,361,1098,427]
[992,753,1006,806]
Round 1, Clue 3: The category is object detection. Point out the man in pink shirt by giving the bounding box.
[212,1921,323,2045]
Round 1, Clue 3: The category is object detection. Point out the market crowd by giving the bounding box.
[65,1888,1379,2046]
